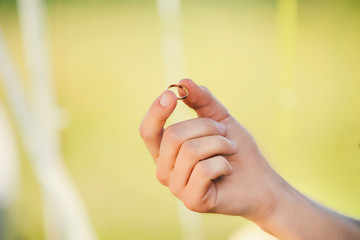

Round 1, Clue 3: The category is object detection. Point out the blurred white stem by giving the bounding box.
[0,102,19,206]
[17,0,97,238]
[156,1,204,240]
[17,0,58,161]
[0,0,97,238]
[0,101,20,240]
[0,28,97,240]
[156,0,186,86]
[276,0,297,159]
[0,30,32,134]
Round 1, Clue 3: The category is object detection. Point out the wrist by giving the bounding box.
[254,180,308,239]
[236,168,299,235]
[253,178,360,240]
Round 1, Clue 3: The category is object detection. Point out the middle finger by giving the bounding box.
[156,118,226,186]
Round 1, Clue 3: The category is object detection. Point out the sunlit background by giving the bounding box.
[0,0,360,239]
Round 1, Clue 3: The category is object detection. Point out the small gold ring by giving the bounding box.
[167,84,188,100]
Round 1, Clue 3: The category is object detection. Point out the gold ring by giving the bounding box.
[167,84,189,100]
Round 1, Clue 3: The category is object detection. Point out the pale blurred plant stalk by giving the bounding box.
[156,0,204,240]
[0,101,20,240]
[0,0,97,239]
[276,0,297,161]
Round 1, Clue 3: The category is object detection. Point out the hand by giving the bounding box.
[139,79,284,220]
[139,79,360,239]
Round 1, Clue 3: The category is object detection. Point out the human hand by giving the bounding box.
[140,79,360,239]
[139,79,286,221]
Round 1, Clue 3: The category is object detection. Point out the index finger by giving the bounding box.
[179,79,230,122]
[139,90,178,159]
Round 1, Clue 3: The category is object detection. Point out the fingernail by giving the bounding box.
[160,93,171,107]
[215,122,226,134]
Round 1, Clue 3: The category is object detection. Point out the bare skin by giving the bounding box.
[139,78,360,239]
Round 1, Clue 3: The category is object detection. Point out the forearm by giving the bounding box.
[256,182,360,240]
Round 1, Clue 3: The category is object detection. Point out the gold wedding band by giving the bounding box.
[167,84,189,100]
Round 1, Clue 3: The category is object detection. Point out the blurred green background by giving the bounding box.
[0,0,360,239]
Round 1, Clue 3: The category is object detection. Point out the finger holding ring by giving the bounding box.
[167,84,188,100]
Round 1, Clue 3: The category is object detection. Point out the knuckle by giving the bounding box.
[183,196,207,213]
[215,135,228,147]
[197,118,218,132]
[200,85,210,93]
[139,123,151,141]
[164,125,181,143]
[194,161,213,179]
[205,118,221,131]
[218,137,235,153]
[183,197,199,212]
[200,117,213,127]
[138,123,146,138]
[156,168,168,186]
[169,181,181,198]
[181,140,199,157]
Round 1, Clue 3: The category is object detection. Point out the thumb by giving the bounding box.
[179,79,230,122]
